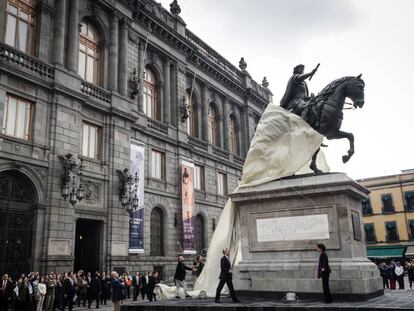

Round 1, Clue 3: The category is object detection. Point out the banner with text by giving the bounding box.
[129,144,145,253]
[181,160,196,254]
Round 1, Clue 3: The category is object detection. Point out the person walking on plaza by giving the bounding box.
[379,263,389,289]
[395,261,404,290]
[110,272,124,311]
[317,243,333,303]
[174,256,193,299]
[140,272,149,300]
[0,274,13,311]
[36,277,46,311]
[389,261,397,289]
[131,272,140,301]
[406,259,414,289]
[88,273,101,309]
[215,248,240,304]
[147,272,159,302]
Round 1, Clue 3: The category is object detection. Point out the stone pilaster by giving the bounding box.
[163,59,171,123]
[201,82,209,141]
[118,18,128,96]
[108,13,119,92]
[51,0,66,66]
[222,96,229,151]
[137,40,145,112]
[66,0,79,72]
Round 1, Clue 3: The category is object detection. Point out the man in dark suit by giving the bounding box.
[131,272,140,301]
[63,272,76,311]
[147,272,159,302]
[88,272,101,309]
[215,248,240,303]
[317,243,333,303]
[0,274,12,311]
[140,272,149,300]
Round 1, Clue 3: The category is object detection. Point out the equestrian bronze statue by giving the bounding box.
[281,64,365,174]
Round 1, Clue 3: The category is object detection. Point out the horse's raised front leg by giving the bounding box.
[327,130,354,163]
[310,147,323,175]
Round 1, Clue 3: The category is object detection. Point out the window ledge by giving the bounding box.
[149,177,165,183]
[78,155,105,166]
[0,134,33,145]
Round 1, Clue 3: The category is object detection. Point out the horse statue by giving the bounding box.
[286,74,365,174]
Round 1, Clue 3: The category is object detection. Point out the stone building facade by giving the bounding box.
[0,0,271,281]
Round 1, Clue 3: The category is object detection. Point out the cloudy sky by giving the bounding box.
[159,0,414,179]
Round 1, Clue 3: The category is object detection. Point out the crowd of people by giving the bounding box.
[378,259,414,290]
[0,255,206,311]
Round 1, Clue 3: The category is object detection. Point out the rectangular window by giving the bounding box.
[409,220,414,240]
[385,221,399,242]
[217,172,227,196]
[381,194,394,213]
[4,1,36,54]
[81,122,101,159]
[2,94,33,140]
[364,223,376,243]
[151,150,164,179]
[405,192,414,211]
[194,165,204,190]
[361,198,373,215]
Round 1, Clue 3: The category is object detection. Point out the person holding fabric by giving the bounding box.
[174,256,192,299]
[110,272,124,311]
[394,261,404,289]
[215,248,240,304]
[316,243,332,303]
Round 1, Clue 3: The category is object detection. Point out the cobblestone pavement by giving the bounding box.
[75,288,414,311]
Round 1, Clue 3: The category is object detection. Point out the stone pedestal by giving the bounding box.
[231,173,383,301]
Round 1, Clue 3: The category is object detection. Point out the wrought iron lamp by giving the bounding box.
[180,95,189,122]
[118,168,139,214]
[60,153,85,206]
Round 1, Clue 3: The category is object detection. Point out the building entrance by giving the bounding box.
[0,171,35,277]
[74,219,101,273]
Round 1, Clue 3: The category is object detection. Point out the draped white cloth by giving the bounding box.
[158,104,329,299]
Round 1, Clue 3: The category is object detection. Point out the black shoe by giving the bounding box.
[215,300,222,303]
[185,295,191,298]
[175,296,180,299]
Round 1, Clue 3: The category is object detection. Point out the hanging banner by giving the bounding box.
[129,144,145,253]
[181,159,196,254]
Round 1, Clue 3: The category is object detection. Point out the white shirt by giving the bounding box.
[37,283,46,295]
[395,265,404,276]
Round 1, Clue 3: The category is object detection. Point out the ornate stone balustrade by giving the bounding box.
[185,29,243,81]
[146,118,168,135]
[188,136,208,150]
[0,42,54,79]
[80,80,112,103]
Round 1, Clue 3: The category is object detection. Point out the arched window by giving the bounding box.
[229,115,239,155]
[150,207,164,256]
[186,92,198,137]
[195,214,206,255]
[78,20,100,84]
[208,104,218,146]
[143,67,159,120]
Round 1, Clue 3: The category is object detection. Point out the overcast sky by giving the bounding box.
[159,0,414,179]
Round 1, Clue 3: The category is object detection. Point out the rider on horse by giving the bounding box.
[280,64,318,116]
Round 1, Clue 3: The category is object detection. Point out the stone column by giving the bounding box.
[108,13,119,92]
[157,81,164,121]
[137,40,145,112]
[243,106,250,156]
[66,0,79,72]
[118,18,128,96]
[222,96,230,151]
[201,83,209,141]
[51,0,66,66]
[163,59,171,123]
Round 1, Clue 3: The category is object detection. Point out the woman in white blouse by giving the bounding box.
[36,277,47,311]
[394,261,405,290]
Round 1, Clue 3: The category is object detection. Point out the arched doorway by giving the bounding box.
[150,207,164,256]
[0,171,36,277]
[195,214,206,255]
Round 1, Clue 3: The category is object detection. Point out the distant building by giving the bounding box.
[358,171,414,262]
[0,0,271,279]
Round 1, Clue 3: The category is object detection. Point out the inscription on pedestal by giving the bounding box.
[256,214,330,242]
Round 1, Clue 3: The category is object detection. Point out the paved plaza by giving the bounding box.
[71,288,414,311]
